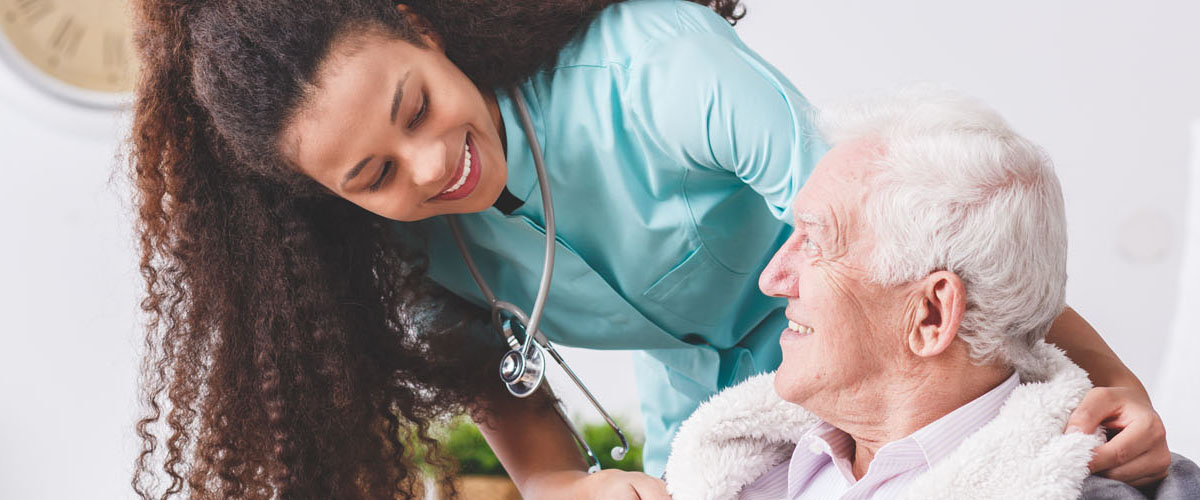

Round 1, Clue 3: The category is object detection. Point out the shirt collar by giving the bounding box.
[906,371,1020,465]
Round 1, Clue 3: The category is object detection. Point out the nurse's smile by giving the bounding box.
[433,133,483,201]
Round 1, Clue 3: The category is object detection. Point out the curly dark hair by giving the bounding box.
[128,0,745,499]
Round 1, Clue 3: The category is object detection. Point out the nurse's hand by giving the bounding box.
[1049,306,1171,487]
[473,387,671,499]
[577,469,671,499]
[524,469,670,499]
[1066,385,1171,487]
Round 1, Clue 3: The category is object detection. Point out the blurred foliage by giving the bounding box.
[442,416,506,476]
[428,415,644,477]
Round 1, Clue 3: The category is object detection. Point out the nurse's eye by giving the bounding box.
[408,93,428,129]
[368,161,392,192]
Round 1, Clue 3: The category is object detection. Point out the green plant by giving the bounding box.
[442,417,507,476]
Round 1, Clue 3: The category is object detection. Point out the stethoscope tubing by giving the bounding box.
[511,85,555,358]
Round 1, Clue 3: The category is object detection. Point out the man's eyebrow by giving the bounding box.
[389,72,410,124]
[794,212,827,228]
[341,155,374,190]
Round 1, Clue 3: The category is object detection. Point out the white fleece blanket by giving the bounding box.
[665,341,1105,500]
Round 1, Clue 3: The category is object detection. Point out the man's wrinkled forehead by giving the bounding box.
[789,139,885,246]
[823,138,884,181]
[795,139,880,202]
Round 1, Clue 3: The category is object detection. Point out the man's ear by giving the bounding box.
[396,3,444,51]
[907,270,966,358]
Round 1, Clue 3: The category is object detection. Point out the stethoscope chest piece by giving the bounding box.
[498,317,546,398]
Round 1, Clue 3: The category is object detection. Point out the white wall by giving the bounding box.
[2,2,1198,499]
[1155,120,1200,460]
[0,62,140,499]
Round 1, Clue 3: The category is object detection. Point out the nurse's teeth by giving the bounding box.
[787,321,814,335]
[442,143,472,194]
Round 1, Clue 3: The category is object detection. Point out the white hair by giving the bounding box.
[817,86,1068,373]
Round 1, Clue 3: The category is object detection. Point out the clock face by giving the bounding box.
[0,0,138,107]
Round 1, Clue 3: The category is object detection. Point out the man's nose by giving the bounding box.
[758,249,796,298]
[758,249,796,296]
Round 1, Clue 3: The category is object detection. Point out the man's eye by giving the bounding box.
[802,236,820,256]
[408,94,428,128]
[368,161,392,192]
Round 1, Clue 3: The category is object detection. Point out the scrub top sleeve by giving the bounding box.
[625,30,826,224]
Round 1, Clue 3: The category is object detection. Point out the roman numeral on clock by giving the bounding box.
[48,15,84,58]
[14,0,53,25]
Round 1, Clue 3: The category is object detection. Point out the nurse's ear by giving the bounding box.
[395,4,444,52]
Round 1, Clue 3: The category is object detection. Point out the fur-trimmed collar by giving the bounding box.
[665,342,1104,500]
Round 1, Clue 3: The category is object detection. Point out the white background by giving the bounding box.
[2,1,1198,499]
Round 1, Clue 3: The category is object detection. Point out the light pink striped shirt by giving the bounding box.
[738,372,1020,500]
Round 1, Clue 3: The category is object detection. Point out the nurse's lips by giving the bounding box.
[433,133,482,201]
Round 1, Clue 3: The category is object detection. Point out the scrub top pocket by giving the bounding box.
[642,244,753,328]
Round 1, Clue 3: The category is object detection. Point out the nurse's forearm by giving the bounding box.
[474,390,590,498]
[1047,305,1147,397]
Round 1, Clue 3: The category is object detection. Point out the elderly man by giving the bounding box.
[663,89,1199,500]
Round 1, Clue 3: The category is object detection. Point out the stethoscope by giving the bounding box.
[446,86,628,473]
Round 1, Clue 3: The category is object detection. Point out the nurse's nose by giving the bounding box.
[401,139,449,188]
[759,235,799,298]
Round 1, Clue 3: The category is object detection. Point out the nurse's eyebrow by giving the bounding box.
[341,155,374,190]
[389,72,410,124]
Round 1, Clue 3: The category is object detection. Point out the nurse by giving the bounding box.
[129,0,1171,498]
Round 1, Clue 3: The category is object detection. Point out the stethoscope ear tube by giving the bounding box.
[542,342,631,462]
[443,86,629,474]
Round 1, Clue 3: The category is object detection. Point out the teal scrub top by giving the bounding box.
[397,0,826,476]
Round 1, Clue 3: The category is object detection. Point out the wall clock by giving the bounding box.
[0,0,138,109]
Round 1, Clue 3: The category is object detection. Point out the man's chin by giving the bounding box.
[771,371,814,406]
